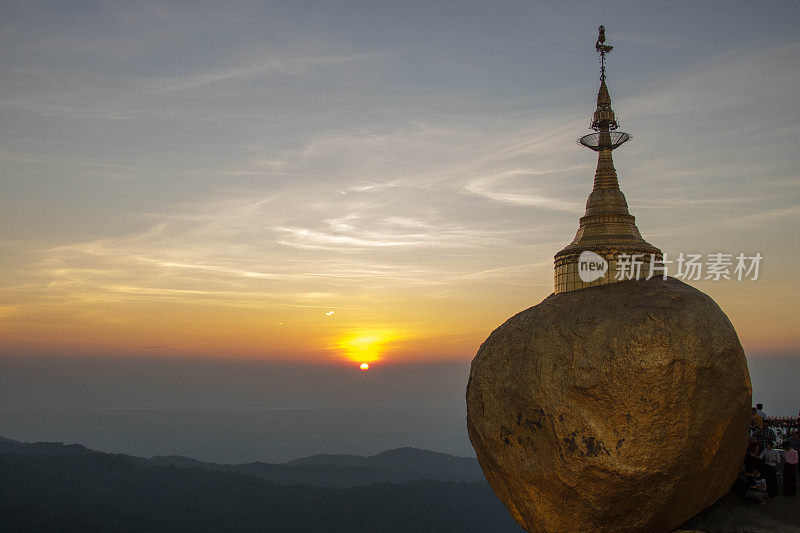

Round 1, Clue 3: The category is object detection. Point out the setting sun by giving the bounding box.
[360,363,369,371]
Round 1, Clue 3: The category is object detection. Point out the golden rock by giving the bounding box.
[466,277,752,532]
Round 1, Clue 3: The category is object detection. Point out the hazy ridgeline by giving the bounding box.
[1,354,796,462]
[0,437,520,532]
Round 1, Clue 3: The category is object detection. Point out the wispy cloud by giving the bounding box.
[623,42,800,117]
[722,206,800,228]
[464,169,584,211]
[139,52,384,94]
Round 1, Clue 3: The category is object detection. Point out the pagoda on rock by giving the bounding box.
[554,25,661,294]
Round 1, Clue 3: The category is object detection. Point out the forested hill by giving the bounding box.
[0,437,521,532]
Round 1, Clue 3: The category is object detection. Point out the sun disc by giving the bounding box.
[360,363,369,371]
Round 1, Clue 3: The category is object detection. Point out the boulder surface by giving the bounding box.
[466,277,751,533]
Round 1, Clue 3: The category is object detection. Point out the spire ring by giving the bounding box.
[578,131,631,151]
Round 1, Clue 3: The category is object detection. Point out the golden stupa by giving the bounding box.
[554,25,661,294]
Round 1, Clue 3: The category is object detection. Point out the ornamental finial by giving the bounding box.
[579,26,628,150]
[595,25,613,82]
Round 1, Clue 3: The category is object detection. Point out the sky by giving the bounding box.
[1,1,799,455]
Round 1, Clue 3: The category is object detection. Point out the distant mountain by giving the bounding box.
[0,436,92,456]
[292,447,480,474]
[0,436,520,532]
[148,445,484,488]
[287,452,367,467]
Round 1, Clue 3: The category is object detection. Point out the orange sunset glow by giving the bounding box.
[1,253,797,361]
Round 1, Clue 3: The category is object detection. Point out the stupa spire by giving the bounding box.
[553,26,661,294]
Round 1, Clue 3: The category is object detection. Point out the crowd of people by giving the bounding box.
[740,403,799,502]
[764,416,800,430]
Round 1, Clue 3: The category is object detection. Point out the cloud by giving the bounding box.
[722,206,800,228]
[464,170,584,212]
[622,42,800,117]
[139,52,384,94]
[277,226,430,249]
